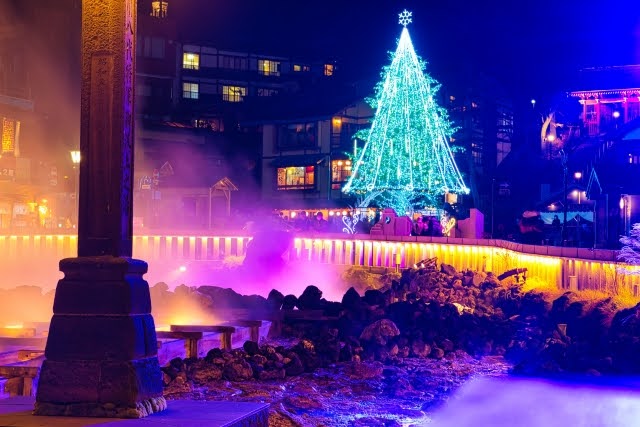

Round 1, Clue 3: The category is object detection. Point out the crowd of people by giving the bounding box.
[411,215,444,237]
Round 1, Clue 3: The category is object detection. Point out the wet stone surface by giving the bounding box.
[164,338,510,427]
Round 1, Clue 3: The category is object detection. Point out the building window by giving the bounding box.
[257,88,278,97]
[183,52,199,70]
[471,101,478,109]
[585,104,597,122]
[151,1,168,18]
[279,123,317,149]
[324,64,334,76]
[449,95,455,102]
[629,154,640,165]
[258,59,280,76]
[219,55,247,70]
[331,160,352,189]
[193,118,224,132]
[472,150,482,165]
[182,82,199,99]
[276,166,315,190]
[1,118,17,154]
[222,85,246,102]
[143,37,165,59]
[293,64,310,72]
[331,117,342,134]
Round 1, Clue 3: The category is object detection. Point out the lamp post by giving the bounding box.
[560,149,568,246]
[70,150,80,227]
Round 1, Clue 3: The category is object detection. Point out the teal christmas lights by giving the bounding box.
[343,10,469,212]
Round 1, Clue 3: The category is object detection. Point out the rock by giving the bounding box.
[297,285,323,310]
[344,361,384,379]
[267,289,285,310]
[364,289,385,306]
[188,360,223,384]
[223,359,253,381]
[258,368,286,381]
[205,348,223,362]
[441,263,456,276]
[243,340,260,356]
[284,352,305,376]
[360,319,400,345]
[342,287,362,309]
[430,347,445,359]
[411,339,431,358]
[282,294,298,310]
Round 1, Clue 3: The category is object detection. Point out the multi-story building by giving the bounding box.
[254,93,373,215]
[441,74,514,226]
[542,65,640,247]
[133,0,342,228]
[0,0,81,231]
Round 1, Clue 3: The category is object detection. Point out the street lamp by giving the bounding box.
[70,150,80,227]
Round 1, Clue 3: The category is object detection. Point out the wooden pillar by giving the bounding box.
[34,0,166,419]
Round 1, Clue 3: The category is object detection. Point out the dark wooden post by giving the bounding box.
[34,0,166,418]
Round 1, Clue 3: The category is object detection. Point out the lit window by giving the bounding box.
[182,82,199,99]
[331,117,342,134]
[258,59,280,76]
[331,160,352,189]
[324,64,334,76]
[222,86,246,102]
[193,118,224,132]
[449,95,455,102]
[471,101,478,109]
[293,64,301,72]
[257,88,278,97]
[303,65,310,72]
[277,166,315,190]
[151,1,168,18]
[1,118,17,153]
[183,52,199,70]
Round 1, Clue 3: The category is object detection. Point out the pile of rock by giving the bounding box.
[161,259,640,386]
[162,339,321,390]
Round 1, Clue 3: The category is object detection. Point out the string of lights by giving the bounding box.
[343,10,469,213]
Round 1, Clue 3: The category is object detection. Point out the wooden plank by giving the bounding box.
[170,325,236,333]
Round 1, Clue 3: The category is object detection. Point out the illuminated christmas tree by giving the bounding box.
[343,10,468,213]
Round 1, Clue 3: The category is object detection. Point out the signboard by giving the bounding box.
[0,156,16,181]
[139,176,152,190]
[49,166,58,187]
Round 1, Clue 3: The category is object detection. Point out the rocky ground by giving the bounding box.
[155,258,640,426]
[163,338,510,426]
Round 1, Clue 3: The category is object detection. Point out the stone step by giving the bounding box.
[0,397,270,426]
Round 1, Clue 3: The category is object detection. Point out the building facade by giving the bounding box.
[0,0,81,231]
[258,99,373,214]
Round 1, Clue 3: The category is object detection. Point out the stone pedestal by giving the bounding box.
[34,256,166,418]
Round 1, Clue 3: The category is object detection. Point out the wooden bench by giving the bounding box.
[156,331,203,358]
[0,358,42,397]
[218,320,264,343]
[170,325,236,350]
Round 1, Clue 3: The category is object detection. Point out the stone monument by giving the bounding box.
[34,0,166,418]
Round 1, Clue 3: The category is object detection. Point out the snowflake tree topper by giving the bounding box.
[398,9,412,27]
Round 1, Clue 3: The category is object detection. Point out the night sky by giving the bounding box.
[175,0,640,105]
